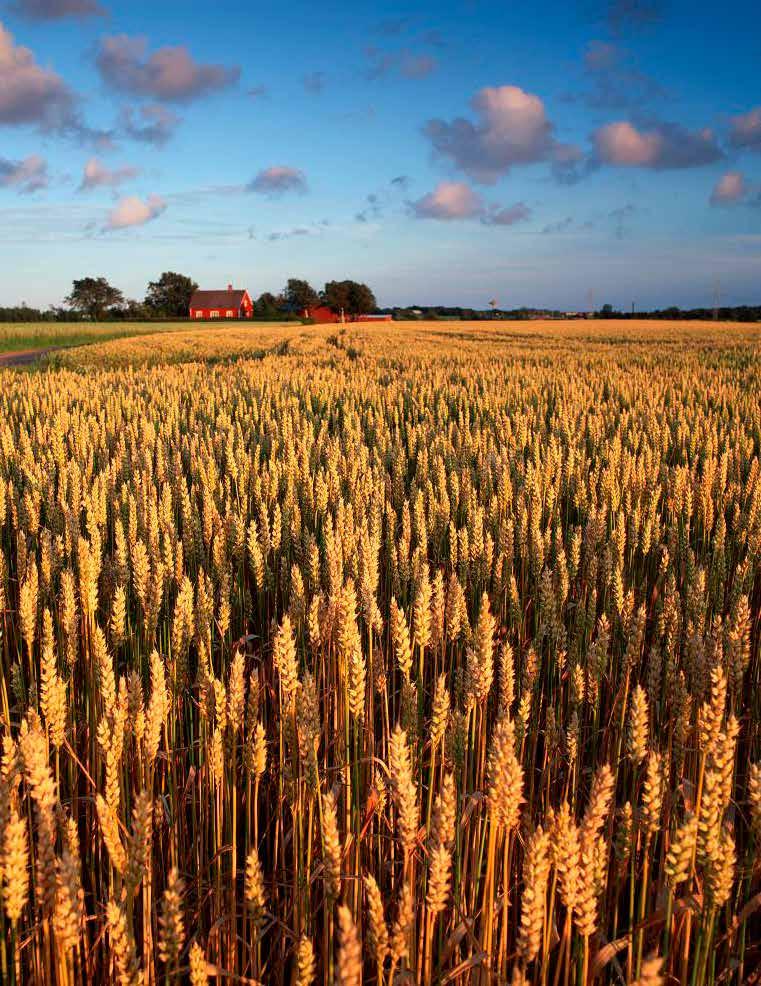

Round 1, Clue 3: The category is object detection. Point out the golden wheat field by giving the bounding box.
[0,318,760,986]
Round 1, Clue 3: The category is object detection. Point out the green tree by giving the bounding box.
[145,272,198,317]
[322,280,377,316]
[255,292,282,317]
[347,281,376,315]
[283,279,319,313]
[65,277,124,320]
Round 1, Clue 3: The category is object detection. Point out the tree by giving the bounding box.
[115,299,149,320]
[322,280,377,316]
[145,272,198,317]
[347,281,376,315]
[283,279,319,313]
[255,292,282,318]
[65,277,124,320]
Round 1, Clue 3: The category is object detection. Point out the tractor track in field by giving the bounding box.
[0,346,64,367]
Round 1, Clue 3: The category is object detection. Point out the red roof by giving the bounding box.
[190,288,249,309]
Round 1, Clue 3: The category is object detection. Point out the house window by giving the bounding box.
[194,311,203,319]
[226,310,234,318]
[210,310,220,318]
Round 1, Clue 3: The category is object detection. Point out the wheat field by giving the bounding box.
[0,319,759,985]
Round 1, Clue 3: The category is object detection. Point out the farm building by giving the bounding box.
[303,306,393,324]
[303,305,342,324]
[189,285,253,320]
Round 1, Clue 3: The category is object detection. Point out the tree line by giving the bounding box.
[2,277,759,322]
[0,273,378,322]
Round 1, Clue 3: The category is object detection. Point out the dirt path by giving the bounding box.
[0,346,62,367]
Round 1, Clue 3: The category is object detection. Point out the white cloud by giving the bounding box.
[409,181,531,225]
[96,34,239,103]
[248,165,307,196]
[120,103,181,146]
[729,107,761,152]
[10,0,103,19]
[0,22,75,127]
[423,85,577,184]
[80,157,139,190]
[104,194,166,230]
[410,181,483,219]
[710,171,747,205]
[593,120,722,168]
[0,154,48,192]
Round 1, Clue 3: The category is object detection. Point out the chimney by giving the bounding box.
[227,283,233,291]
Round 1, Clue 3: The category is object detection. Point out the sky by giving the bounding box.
[0,0,760,311]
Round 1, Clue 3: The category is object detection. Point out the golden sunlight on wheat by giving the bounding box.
[0,320,758,984]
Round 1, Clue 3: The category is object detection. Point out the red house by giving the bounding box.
[303,305,342,324]
[303,307,393,324]
[189,285,253,320]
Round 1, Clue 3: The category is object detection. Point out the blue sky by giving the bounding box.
[0,0,760,310]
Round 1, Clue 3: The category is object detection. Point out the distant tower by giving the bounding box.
[586,289,595,317]
[713,278,721,321]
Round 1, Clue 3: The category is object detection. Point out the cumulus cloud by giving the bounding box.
[710,171,747,205]
[729,107,761,152]
[248,166,307,196]
[96,35,240,103]
[0,24,113,145]
[104,194,166,230]
[409,180,531,225]
[80,157,139,191]
[119,104,181,146]
[0,154,48,192]
[593,120,722,168]
[410,181,483,219]
[10,0,103,18]
[0,22,77,128]
[423,85,577,184]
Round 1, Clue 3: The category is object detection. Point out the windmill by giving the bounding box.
[488,298,498,318]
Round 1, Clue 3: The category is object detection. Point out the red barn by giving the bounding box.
[303,305,342,324]
[189,284,253,320]
[303,307,393,324]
